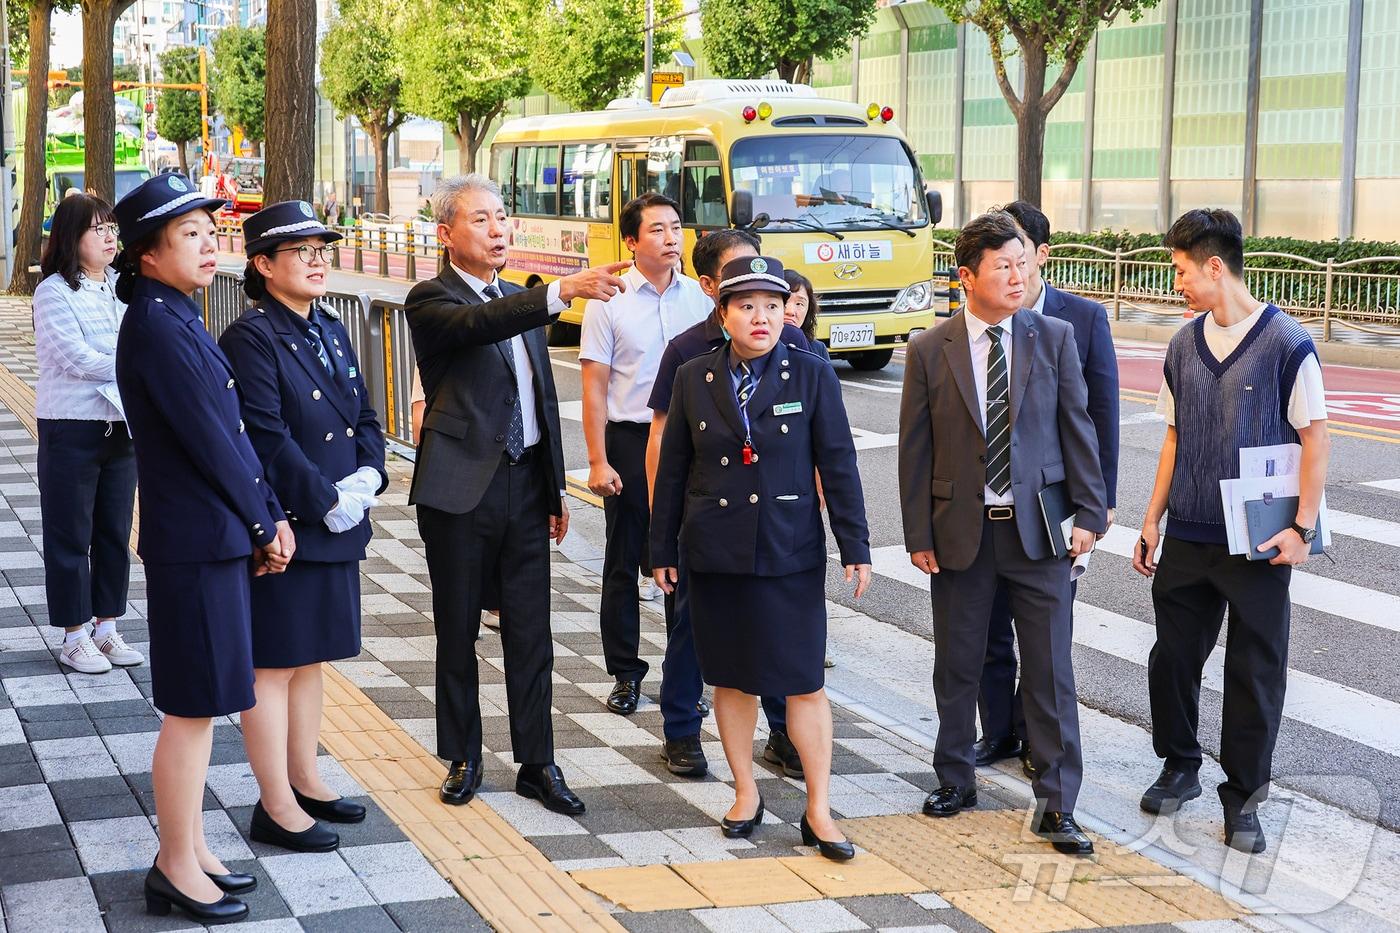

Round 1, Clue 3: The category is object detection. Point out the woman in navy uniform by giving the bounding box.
[113,174,293,923]
[650,256,872,860]
[218,202,387,853]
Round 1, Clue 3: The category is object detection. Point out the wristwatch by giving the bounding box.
[1289,520,1318,544]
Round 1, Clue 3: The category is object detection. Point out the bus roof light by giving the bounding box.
[881,106,894,123]
[757,101,773,120]
[866,102,880,121]
[742,105,757,123]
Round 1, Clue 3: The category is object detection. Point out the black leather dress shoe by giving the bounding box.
[720,795,764,838]
[800,814,855,861]
[205,870,257,894]
[145,865,248,924]
[1139,767,1202,814]
[662,735,708,777]
[922,784,977,817]
[763,729,804,778]
[973,734,1024,766]
[607,678,642,715]
[1224,809,1267,853]
[517,763,586,815]
[1021,749,1039,780]
[1035,811,1094,855]
[250,801,340,853]
[294,787,366,824]
[696,696,711,717]
[440,760,484,805]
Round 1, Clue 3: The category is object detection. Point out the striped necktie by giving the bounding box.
[486,282,526,461]
[736,360,754,414]
[305,320,334,375]
[984,325,1011,496]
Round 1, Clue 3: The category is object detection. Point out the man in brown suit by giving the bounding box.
[898,211,1107,854]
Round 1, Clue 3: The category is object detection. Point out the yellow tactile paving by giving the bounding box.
[570,865,713,912]
[318,665,626,932]
[945,885,1098,933]
[673,857,824,907]
[842,814,1022,891]
[778,853,925,897]
[1127,874,1248,920]
[1049,878,1193,927]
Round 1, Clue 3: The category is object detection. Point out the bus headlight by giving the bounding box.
[892,279,932,313]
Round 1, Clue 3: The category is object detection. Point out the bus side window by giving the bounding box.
[644,136,683,204]
[681,141,726,228]
[490,147,515,210]
[562,143,612,220]
[514,145,560,216]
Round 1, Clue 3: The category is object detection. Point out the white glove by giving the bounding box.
[323,487,369,533]
[335,466,381,498]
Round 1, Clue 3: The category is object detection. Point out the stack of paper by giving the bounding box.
[1218,443,1330,556]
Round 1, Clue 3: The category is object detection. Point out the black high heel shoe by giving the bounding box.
[206,869,257,894]
[800,813,855,861]
[720,795,765,838]
[144,865,248,924]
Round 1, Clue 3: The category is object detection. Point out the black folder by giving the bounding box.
[1243,495,1324,561]
[1037,481,1074,559]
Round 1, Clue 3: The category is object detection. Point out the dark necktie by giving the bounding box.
[486,282,527,461]
[984,325,1011,496]
[305,320,334,375]
[736,360,754,413]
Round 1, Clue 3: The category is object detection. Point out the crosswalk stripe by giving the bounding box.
[856,544,1400,759]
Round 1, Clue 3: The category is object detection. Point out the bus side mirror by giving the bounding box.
[926,189,943,225]
[730,189,753,228]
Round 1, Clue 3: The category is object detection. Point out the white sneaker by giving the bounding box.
[638,576,661,601]
[59,634,113,674]
[95,631,145,667]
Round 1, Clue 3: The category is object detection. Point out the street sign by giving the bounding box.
[240,139,253,155]
[146,130,157,141]
[651,71,684,104]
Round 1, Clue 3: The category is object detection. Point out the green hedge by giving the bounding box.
[931,228,1400,266]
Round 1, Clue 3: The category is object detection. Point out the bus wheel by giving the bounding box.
[846,348,894,371]
[547,320,581,347]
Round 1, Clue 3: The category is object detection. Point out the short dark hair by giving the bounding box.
[41,194,116,290]
[1164,208,1245,277]
[619,193,681,241]
[782,268,820,341]
[691,228,761,279]
[1001,200,1050,248]
[954,211,1023,273]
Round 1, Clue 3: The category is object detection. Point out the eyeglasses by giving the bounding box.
[274,244,337,264]
[89,223,119,238]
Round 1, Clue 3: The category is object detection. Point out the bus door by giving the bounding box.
[613,151,645,261]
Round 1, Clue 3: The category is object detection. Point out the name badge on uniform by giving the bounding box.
[772,401,803,416]
[348,366,358,379]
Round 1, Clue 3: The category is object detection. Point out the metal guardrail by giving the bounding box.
[200,270,418,449]
[930,243,1400,342]
[216,219,440,281]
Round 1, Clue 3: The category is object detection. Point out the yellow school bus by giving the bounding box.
[488,79,943,370]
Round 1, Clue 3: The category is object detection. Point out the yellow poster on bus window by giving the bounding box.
[509,217,592,276]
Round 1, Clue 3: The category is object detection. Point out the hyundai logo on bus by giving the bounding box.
[834,263,862,281]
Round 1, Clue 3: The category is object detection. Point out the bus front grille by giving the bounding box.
[816,289,902,315]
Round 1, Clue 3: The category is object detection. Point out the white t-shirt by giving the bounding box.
[1157,305,1327,430]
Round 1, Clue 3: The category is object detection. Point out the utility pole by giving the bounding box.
[0,0,14,289]
[643,0,653,103]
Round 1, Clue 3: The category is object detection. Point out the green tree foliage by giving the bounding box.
[533,0,683,111]
[930,0,1161,207]
[395,0,534,174]
[211,25,266,144]
[699,0,876,85]
[321,0,405,214]
[155,46,203,175]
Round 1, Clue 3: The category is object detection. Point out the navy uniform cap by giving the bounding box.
[717,255,791,301]
[113,173,227,250]
[244,201,343,257]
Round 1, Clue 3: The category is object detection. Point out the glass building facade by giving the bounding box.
[502,0,1392,240]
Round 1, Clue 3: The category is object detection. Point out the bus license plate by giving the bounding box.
[829,323,875,349]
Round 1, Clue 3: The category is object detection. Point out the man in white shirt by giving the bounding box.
[580,194,712,716]
[1133,208,1329,855]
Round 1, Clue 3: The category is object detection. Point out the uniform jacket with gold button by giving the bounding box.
[650,340,870,576]
[218,296,387,562]
[114,277,285,564]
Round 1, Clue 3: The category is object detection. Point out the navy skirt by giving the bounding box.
[689,566,826,697]
[145,558,256,718]
[249,559,361,668]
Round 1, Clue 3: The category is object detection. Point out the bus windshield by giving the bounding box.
[53,168,152,202]
[729,135,925,231]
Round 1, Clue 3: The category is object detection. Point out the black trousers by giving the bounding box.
[599,421,651,681]
[930,514,1082,812]
[37,419,136,630]
[418,451,554,765]
[978,579,1077,743]
[1148,536,1292,813]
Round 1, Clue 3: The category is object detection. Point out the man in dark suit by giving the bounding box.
[899,210,1107,855]
[974,201,1120,774]
[405,173,629,814]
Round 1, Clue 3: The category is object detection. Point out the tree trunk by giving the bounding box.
[263,0,317,203]
[368,124,390,215]
[10,0,54,295]
[176,141,189,176]
[456,114,478,175]
[81,0,134,204]
[1014,43,1049,207]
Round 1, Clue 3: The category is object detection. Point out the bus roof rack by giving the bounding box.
[658,80,818,108]
[604,98,654,111]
